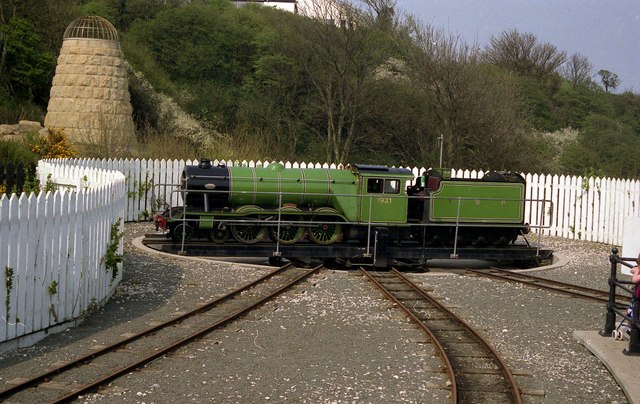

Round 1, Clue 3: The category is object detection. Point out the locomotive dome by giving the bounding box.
[63,16,119,41]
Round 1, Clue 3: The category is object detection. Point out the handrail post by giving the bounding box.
[600,247,618,336]
[179,187,187,255]
[450,197,461,258]
[365,194,373,258]
[274,193,282,258]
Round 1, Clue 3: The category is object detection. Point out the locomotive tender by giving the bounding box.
[154,159,530,253]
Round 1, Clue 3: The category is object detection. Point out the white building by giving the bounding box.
[230,0,345,21]
[230,0,298,13]
[297,0,345,22]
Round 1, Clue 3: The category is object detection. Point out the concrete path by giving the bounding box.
[574,330,640,404]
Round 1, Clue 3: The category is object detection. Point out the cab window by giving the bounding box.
[367,178,400,194]
[367,178,383,193]
[384,179,400,194]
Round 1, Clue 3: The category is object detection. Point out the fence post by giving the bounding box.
[601,248,619,336]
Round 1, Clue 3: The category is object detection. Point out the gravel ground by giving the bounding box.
[0,223,631,403]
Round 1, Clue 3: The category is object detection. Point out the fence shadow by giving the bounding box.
[0,162,36,193]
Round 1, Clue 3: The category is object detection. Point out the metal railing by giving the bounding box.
[156,186,552,265]
[602,248,640,355]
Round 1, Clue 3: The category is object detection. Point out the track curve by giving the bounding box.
[360,268,522,403]
[463,268,631,305]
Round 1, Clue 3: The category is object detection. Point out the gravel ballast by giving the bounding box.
[0,223,631,403]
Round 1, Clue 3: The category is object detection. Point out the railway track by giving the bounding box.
[360,268,522,403]
[0,264,321,403]
[463,268,632,306]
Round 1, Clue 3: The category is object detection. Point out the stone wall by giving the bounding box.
[0,120,46,142]
[44,38,135,145]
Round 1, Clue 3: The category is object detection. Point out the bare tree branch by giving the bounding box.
[561,52,593,87]
[483,29,566,78]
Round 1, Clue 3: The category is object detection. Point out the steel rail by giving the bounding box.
[464,268,631,305]
[361,268,522,403]
[0,263,295,398]
[390,269,522,404]
[359,268,458,403]
[0,264,322,403]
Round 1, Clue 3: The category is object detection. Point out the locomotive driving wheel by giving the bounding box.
[308,207,342,245]
[230,205,268,244]
[270,207,306,245]
[207,222,228,244]
[171,223,193,242]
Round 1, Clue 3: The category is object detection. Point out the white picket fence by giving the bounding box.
[1,157,638,347]
[446,169,640,246]
[0,160,126,348]
[64,158,640,245]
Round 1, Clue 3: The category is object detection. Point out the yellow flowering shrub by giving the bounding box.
[28,128,77,159]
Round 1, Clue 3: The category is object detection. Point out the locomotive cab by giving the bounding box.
[354,165,414,224]
[407,169,446,223]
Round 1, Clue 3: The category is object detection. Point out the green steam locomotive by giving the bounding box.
[154,159,529,248]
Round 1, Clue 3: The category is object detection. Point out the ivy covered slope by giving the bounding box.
[1,0,639,179]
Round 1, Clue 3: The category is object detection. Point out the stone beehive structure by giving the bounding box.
[45,16,134,146]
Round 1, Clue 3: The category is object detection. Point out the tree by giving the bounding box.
[361,0,397,32]
[551,82,612,129]
[483,29,566,78]
[119,0,186,30]
[611,91,640,134]
[238,26,310,160]
[0,0,77,49]
[0,0,77,121]
[560,114,640,178]
[0,17,56,103]
[403,22,534,170]
[125,0,264,131]
[561,52,592,87]
[285,0,394,164]
[74,0,119,24]
[126,1,248,84]
[597,69,620,93]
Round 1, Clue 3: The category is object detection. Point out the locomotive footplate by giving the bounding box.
[144,234,552,269]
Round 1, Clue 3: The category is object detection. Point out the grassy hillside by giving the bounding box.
[1,0,639,179]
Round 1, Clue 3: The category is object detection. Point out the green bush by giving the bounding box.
[0,87,45,123]
[0,139,38,165]
[0,139,38,195]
